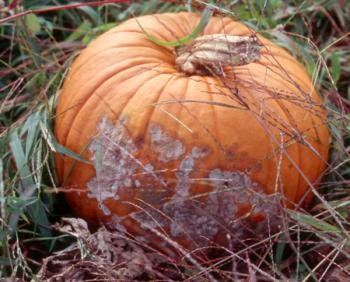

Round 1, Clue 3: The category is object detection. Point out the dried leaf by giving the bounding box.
[37,218,171,281]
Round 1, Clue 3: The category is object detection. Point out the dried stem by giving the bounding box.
[175,34,262,76]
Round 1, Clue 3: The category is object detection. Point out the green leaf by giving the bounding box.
[331,52,341,84]
[138,7,213,47]
[40,122,90,164]
[76,5,102,26]
[66,20,92,42]
[275,235,286,265]
[27,199,51,238]
[25,14,41,33]
[6,196,37,212]
[10,131,35,189]
[9,131,51,237]
[0,256,12,266]
[288,210,341,233]
[140,0,159,15]
[270,30,299,57]
[18,21,42,66]
[22,113,41,159]
[82,23,116,45]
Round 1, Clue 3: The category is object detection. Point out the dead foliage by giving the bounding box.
[36,218,176,282]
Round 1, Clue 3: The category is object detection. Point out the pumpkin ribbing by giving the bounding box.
[55,12,329,252]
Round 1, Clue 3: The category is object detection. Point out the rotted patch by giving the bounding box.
[148,124,185,162]
[87,117,139,216]
[88,116,282,249]
[87,117,175,215]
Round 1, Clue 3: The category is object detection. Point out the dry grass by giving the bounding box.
[1,0,350,281]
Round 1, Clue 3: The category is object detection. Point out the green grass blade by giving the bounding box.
[288,210,342,234]
[331,52,341,84]
[40,122,90,164]
[76,5,102,26]
[66,20,92,42]
[9,131,51,237]
[23,113,41,159]
[25,14,41,33]
[10,132,35,189]
[138,7,213,47]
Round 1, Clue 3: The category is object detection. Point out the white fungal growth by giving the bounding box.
[191,146,211,158]
[148,124,185,162]
[88,117,282,249]
[173,155,194,199]
[87,117,138,215]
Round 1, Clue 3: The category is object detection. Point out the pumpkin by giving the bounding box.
[55,12,329,252]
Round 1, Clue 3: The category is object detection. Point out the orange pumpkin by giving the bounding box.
[55,12,329,251]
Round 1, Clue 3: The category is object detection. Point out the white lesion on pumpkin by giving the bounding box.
[88,116,282,248]
[207,169,281,242]
[148,124,185,162]
[87,117,173,216]
[87,117,139,216]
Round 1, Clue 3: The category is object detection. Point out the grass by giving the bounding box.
[1,0,350,280]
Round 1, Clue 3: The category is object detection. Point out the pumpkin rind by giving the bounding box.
[55,12,329,251]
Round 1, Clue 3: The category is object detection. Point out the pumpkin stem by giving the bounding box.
[175,34,263,76]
